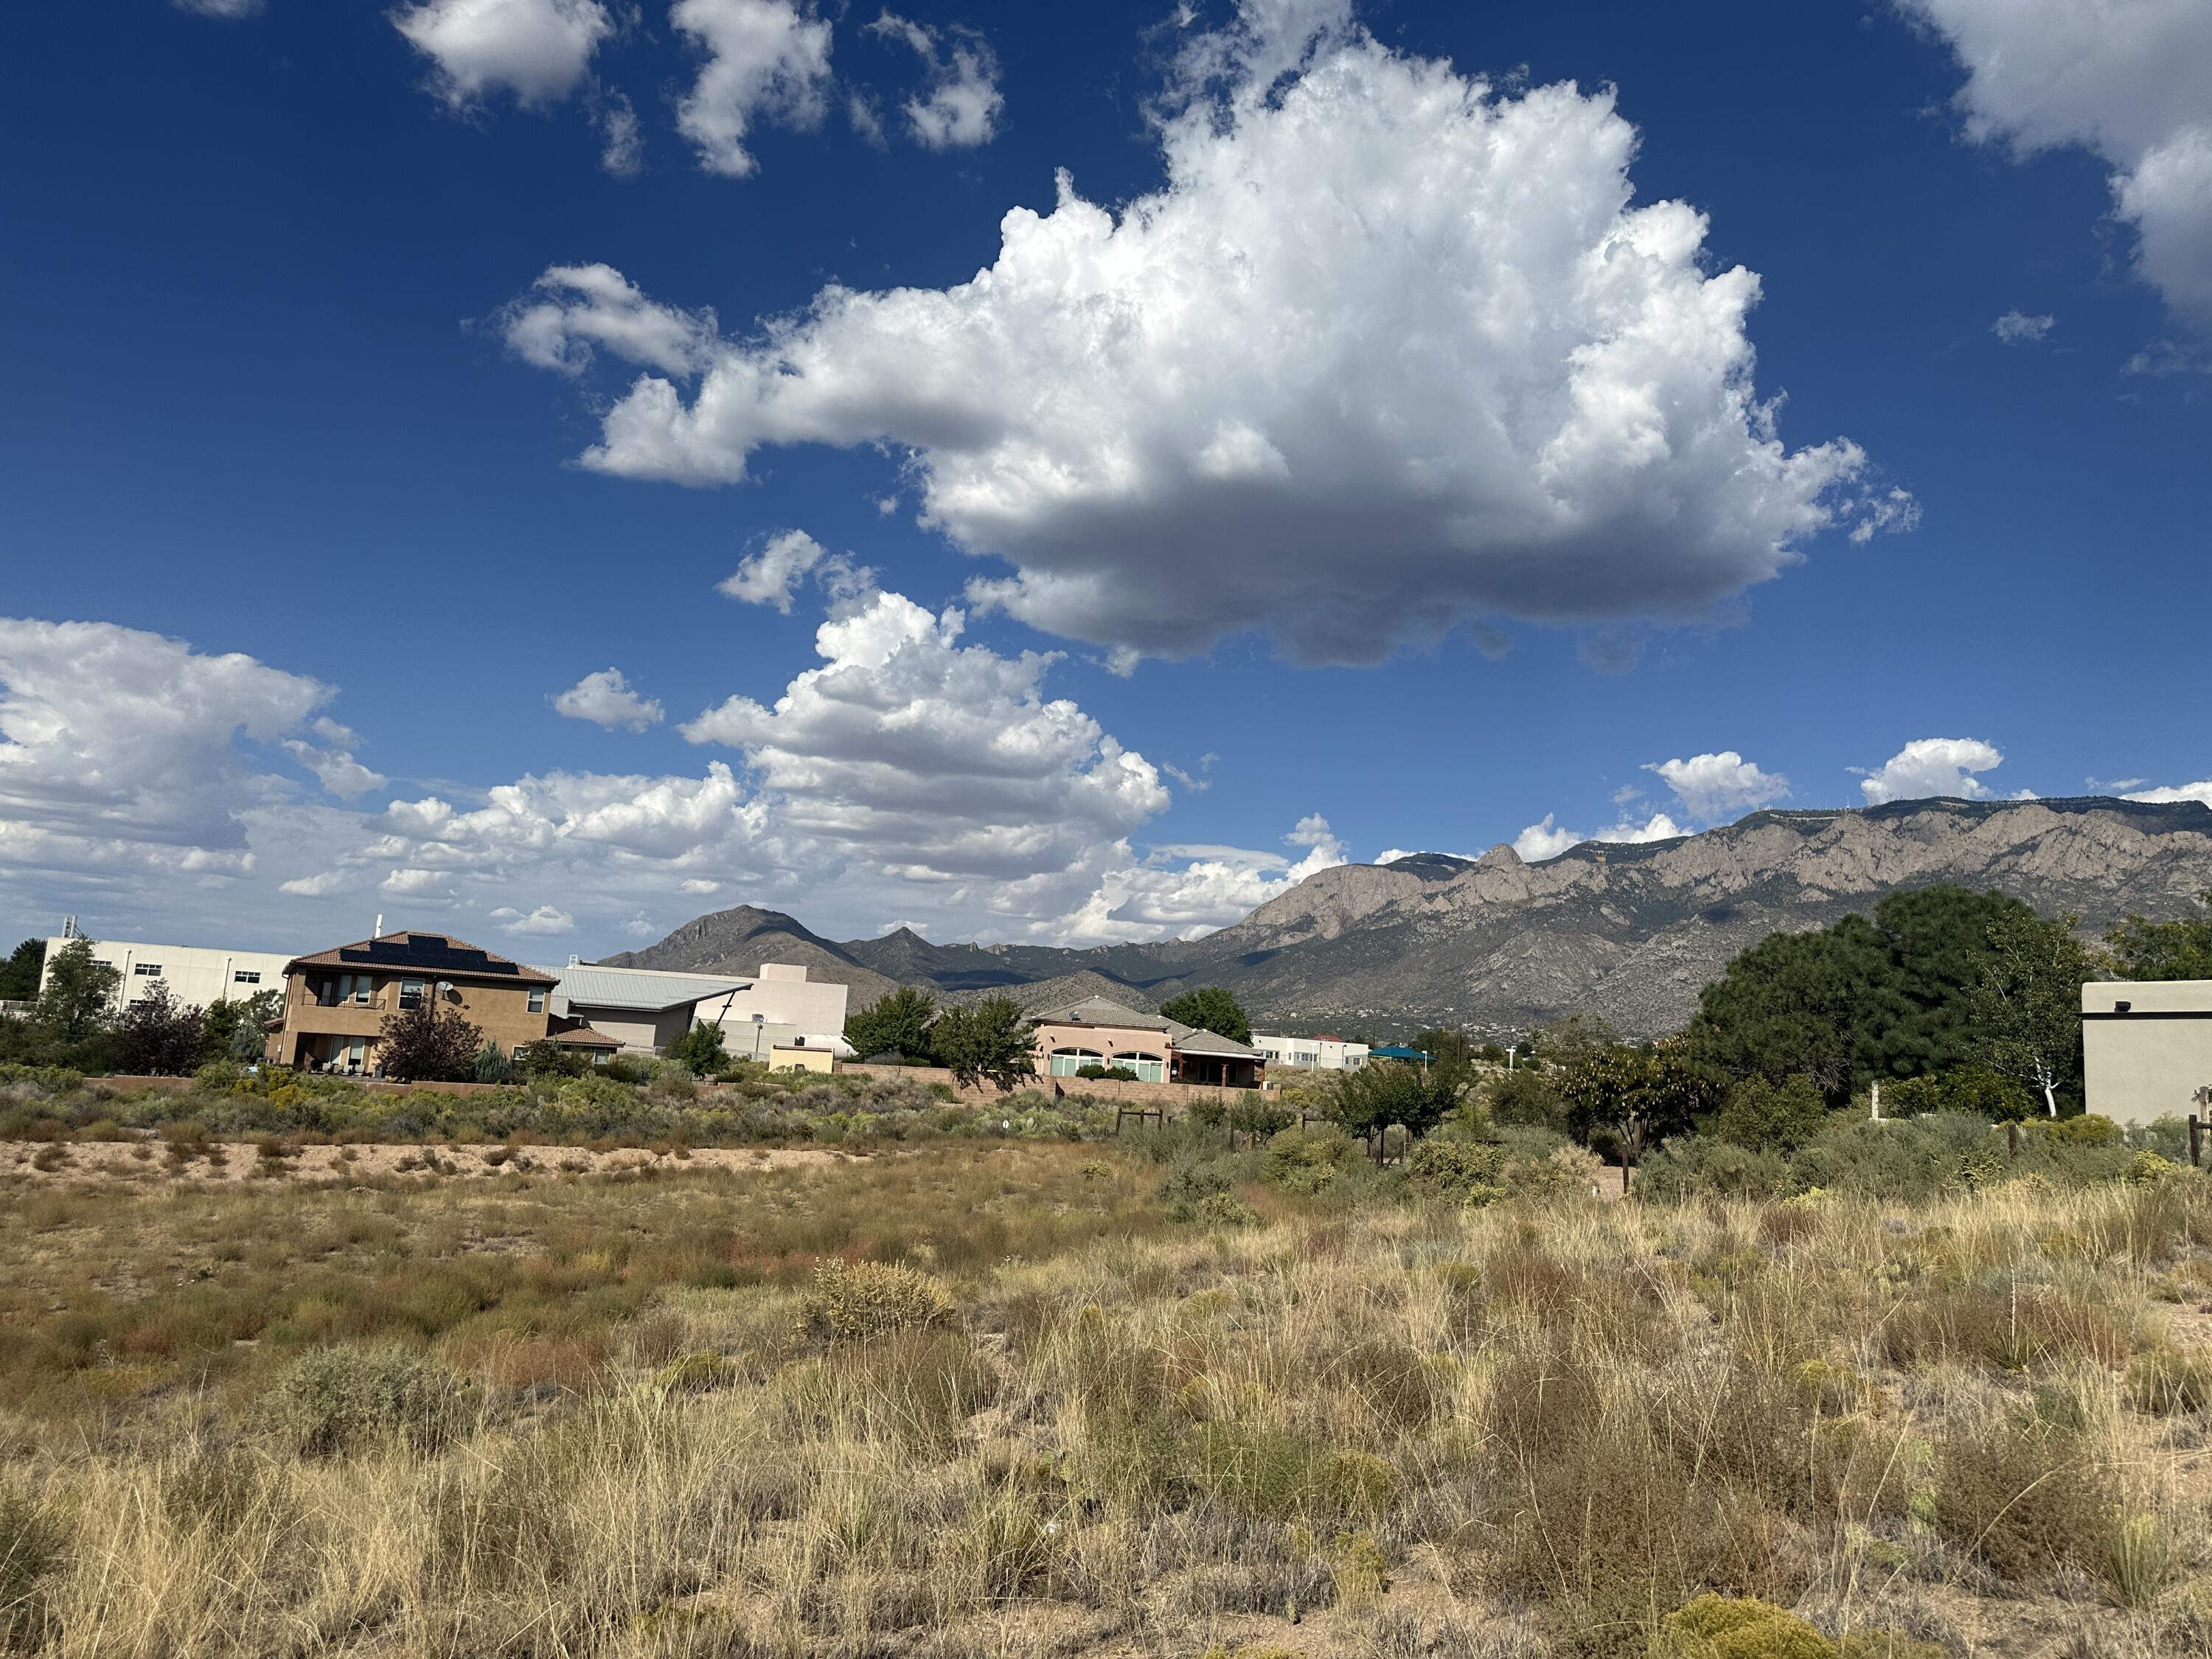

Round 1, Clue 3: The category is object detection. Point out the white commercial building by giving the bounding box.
[41,934,296,1014]
[2082,978,2212,1127]
[1252,1032,1368,1071]
[549,959,851,1061]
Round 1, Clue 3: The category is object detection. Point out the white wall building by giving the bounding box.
[40,935,296,1015]
[549,960,851,1060]
[2082,978,2212,1126]
[1252,1032,1368,1071]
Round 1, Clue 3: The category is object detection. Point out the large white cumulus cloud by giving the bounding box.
[1902,0,2212,331]
[392,0,613,110]
[507,0,1891,665]
[1855,737,2006,804]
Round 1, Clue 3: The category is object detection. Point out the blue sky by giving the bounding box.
[2,0,2208,956]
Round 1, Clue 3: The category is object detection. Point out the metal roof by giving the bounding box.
[553,965,751,1012]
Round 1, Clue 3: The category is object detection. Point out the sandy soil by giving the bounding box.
[0,1138,855,1186]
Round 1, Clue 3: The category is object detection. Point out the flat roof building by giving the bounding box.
[550,960,851,1060]
[41,934,296,1015]
[1253,1033,1368,1071]
[2083,979,2212,1126]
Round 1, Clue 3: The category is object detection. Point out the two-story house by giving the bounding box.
[268,931,591,1074]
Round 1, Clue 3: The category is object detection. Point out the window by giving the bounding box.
[1048,1047,1103,1077]
[512,1046,530,1061]
[1111,1051,1166,1083]
[134,963,163,977]
[232,970,260,985]
[397,978,425,1011]
[527,988,547,1015]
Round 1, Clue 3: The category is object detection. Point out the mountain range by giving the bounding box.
[601,796,2212,1040]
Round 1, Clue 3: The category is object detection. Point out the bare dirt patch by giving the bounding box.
[0,1137,854,1187]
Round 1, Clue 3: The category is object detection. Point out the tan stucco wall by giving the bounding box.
[771,1045,834,1074]
[2083,979,2212,1126]
[274,971,549,1068]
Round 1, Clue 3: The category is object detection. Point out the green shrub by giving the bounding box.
[1633,1135,1791,1203]
[1156,1158,1236,1219]
[1190,1192,1262,1228]
[1262,1125,1360,1195]
[1714,1075,1829,1154]
[260,1345,476,1458]
[1658,1595,1831,1659]
[1935,1422,2113,1579]
[1186,1422,1391,1522]
[1404,1137,1503,1205]
[798,1259,954,1345]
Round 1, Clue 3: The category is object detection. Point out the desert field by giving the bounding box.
[4,1130,2211,1658]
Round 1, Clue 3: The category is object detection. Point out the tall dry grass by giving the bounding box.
[2,1149,2211,1655]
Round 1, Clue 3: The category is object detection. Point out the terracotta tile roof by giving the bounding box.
[282,931,558,986]
[546,1016,622,1049]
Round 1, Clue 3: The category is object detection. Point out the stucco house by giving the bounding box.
[1027,995,1265,1088]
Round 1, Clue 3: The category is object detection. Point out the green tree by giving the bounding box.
[0,937,44,1001]
[2105,893,2212,981]
[1857,886,2037,1082]
[35,937,119,1043]
[1557,1039,1712,1163]
[1158,986,1251,1045]
[1686,928,1863,1106]
[1412,1028,1477,1070]
[928,995,1034,1090]
[375,998,484,1082]
[1974,910,2091,1118]
[201,990,283,1066]
[1328,1055,1466,1138]
[1486,1066,1567,1132]
[846,984,936,1059]
[473,1040,515,1084]
[1714,1074,1829,1153]
[111,981,207,1077]
[669,1020,728,1077]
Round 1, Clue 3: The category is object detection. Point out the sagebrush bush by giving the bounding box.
[1404,1137,1503,1204]
[798,1258,955,1344]
[1935,1421,2113,1580]
[259,1343,475,1457]
[2125,1343,2212,1413]
[1262,1125,1360,1195]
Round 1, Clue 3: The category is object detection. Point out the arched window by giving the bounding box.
[1048,1046,1105,1077]
[1110,1049,1166,1083]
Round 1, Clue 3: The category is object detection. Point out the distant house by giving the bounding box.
[1367,1045,1433,1064]
[1253,1033,1368,1071]
[1028,995,1265,1088]
[41,931,295,1015]
[550,959,851,1060]
[269,931,616,1074]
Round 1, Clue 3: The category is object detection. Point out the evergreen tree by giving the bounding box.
[846,985,936,1059]
[0,938,44,1002]
[1158,986,1252,1045]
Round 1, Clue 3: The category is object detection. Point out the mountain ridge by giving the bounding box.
[600,796,2212,1040]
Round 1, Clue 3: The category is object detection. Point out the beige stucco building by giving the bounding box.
[43,933,296,1015]
[271,932,578,1074]
[1029,995,1265,1088]
[2081,979,2212,1125]
[549,960,851,1060]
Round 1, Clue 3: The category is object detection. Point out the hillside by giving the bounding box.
[602,796,2212,1040]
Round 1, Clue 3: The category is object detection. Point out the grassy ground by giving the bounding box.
[4,1142,2211,1657]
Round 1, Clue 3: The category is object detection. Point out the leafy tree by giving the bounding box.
[929,995,1034,1090]
[1486,1066,1568,1132]
[1557,1039,1713,1163]
[1328,1055,1466,1138]
[1158,986,1251,1045]
[1974,909,2091,1118]
[1857,887,2037,1082]
[201,990,283,1065]
[846,985,936,1059]
[669,1020,728,1077]
[1686,928,1863,1106]
[2105,893,2212,981]
[1714,1074,1829,1153]
[35,937,120,1043]
[111,981,206,1076]
[0,937,44,1002]
[375,998,484,1083]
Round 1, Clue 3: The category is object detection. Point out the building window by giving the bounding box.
[398,978,425,1011]
[1048,1047,1103,1077]
[1111,1051,1166,1083]
[527,988,547,1015]
[232,970,260,984]
[134,963,163,977]
[512,1046,530,1061]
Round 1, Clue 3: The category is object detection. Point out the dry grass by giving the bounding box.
[1,1151,2211,1656]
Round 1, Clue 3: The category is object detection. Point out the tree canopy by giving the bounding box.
[2104,894,2212,981]
[0,938,44,1002]
[375,998,484,1082]
[669,1021,728,1077]
[1158,986,1251,1045]
[35,938,119,1043]
[1328,1054,1466,1138]
[111,981,207,1077]
[846,985,936,1060]
[1687,885,2045,1107]
[929,995,1034,1090]
[1973,908,2091,1117]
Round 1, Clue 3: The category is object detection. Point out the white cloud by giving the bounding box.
[1644,750,1789,822]
[552,667,664,731]
[681,590,1168,891]
[2124,782,2212,807]
[512,0,1893,667]
[672,0,834,178]
[1854,737,2006,804]
[599,90,643,176]
[500,264,717,378]
[491,903,577,934]
[1902,0,2212,331]
[282,740,388,799]
[173,0,262,17]
[0,619,327,874]
[1042,815,1348,944]
[1512,808,1684,863]
[1993,309,2056,344]
[392,0,613,109]
[718,528,828,613]
[866,12,1002,149]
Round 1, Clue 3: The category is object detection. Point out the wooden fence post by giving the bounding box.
[2006,1121,2020,1160]
[2190,1113,2202,1169]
